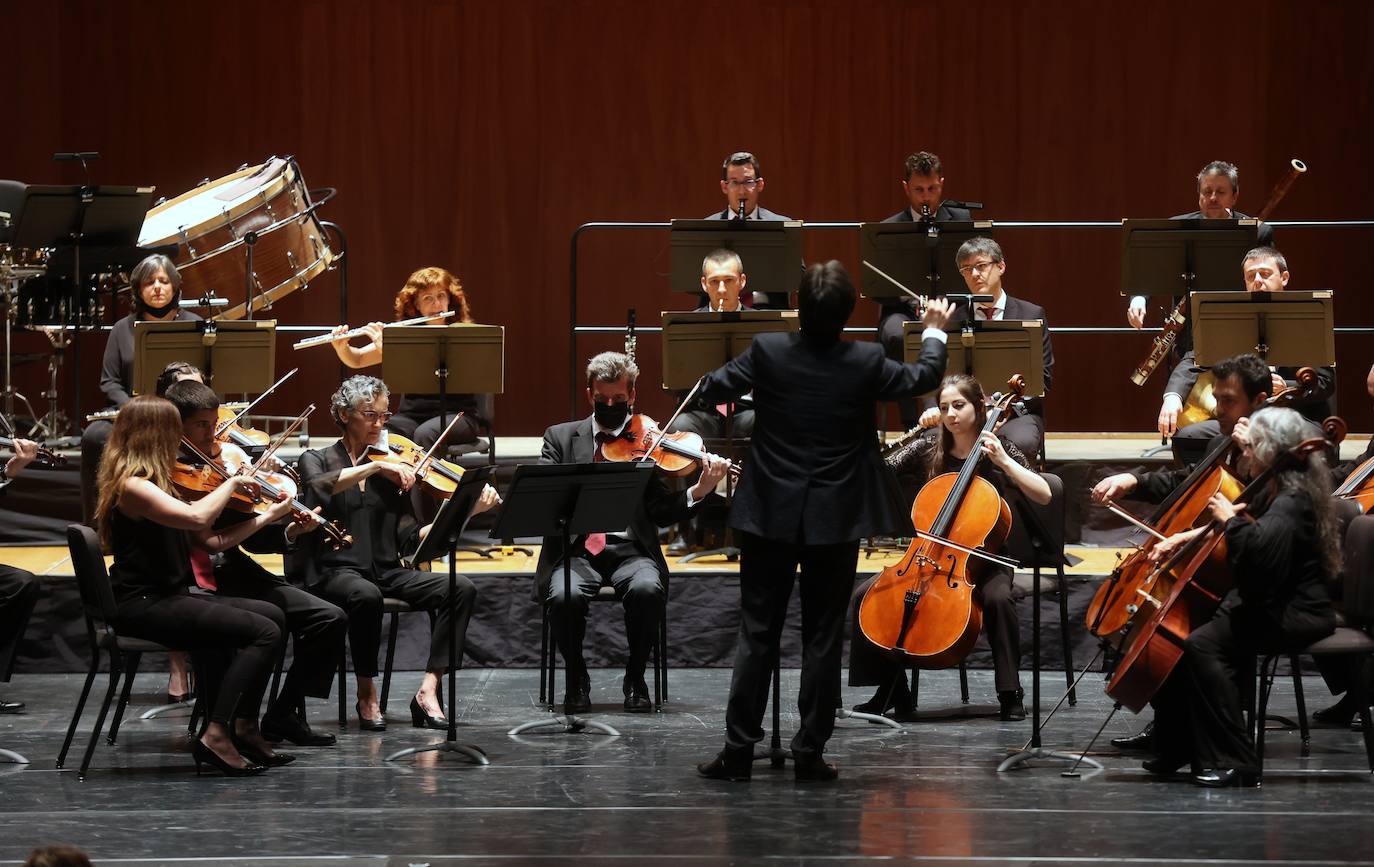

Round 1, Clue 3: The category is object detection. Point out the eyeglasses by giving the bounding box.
[957,260,999,276]
[726,178,761,190]
[353,410,394,424]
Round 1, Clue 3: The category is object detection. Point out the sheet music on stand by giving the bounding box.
[903,319,1045,398]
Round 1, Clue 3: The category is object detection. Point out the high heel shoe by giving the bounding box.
[410,695,447,729]
[356,701,386,732]
[191,739,267,777]
[231,734,296,767]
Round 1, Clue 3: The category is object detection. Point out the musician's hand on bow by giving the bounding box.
[690,453,731,501]
[1148,527,1202,564]
[921,297,953,331]
[1208,493,1243,524]
[376,461,416,492]
[918,407,940,429]
[474,483,502,515]
[1092,472,1138,504]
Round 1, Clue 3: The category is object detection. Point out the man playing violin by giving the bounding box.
[296,375,500,732]
[0,436,41,714]
[166,380,347,748]
[537,351,729,713]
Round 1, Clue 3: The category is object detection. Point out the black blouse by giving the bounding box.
[107,505,192,602]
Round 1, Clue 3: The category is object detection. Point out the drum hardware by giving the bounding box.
[180,226,197,258]
[28,326,72,440]
[223,206,238,240]
[1,276,40,436]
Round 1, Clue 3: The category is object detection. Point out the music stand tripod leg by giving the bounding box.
[753,662,791,768]
[0,747,29,764]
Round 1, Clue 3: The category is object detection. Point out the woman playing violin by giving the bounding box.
[850,374,1052,722]
[95,396,299,775]
[166,380,348,749]
[295,375,499,732]
[328,266,482,451]
[1141,407,1340,787]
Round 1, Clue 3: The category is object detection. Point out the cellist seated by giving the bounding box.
[1135,407,1339,788]
[849,374,1051,722]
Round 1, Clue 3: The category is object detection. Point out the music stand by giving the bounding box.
[661,310,798,562]
[669,219,803,308]
[383,323,504,435]
[860,220,994,302]
[1190,290,1335,367]
[495,462,653,737]
[1120,218,1257,298]
[905,320,1046,399]
[384,464,497,765]
[133,319,276,395]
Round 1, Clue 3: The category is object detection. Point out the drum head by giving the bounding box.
[139,158,294,247]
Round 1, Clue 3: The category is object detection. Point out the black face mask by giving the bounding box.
[137,294,179,319]
[593,400,631,430]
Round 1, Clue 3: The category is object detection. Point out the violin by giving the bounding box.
[857,375,1025,668]
[366,430,468,499]
[0,435,66,468]
[217,405,270,449]
[1086,367,1332,641]
[598,414,741,479]
[1106,416,1344,712]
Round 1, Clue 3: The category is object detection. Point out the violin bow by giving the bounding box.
[412,412,466,476]
[638,379,704,464]
[215,367,299,437]
[249,404,315,475]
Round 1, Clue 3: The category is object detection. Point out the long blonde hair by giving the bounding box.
[94,395,184,546]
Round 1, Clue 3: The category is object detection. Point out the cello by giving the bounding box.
[1085,367,1329,642]
[1334,450,1374,513]
[858,376,1024,669]
[1106,416,1344,712]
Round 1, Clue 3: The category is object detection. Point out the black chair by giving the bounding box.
[538,583,669,710]
[57,524,183,780]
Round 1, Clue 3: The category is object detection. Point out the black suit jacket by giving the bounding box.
[532,417,694,599]
[880,202,973,224]
[699,331,947,544]
[946,294,1053,417]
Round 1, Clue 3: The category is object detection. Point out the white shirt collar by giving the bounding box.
[974,291,1007,321]
[728,206,760,220]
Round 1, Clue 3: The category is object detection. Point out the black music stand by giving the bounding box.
[496,462,653,737]
[132,319,277,396]
[1121,218,1258,299]
[669,219,803,308]
[384,464,497,765]
[860,219,994,303]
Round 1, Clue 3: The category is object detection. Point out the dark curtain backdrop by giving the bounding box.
[4,0,1372,436]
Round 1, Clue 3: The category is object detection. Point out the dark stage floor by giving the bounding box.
[2,668,1373,866]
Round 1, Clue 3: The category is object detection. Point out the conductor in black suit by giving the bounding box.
[696,262,951,782]
[878,151,974,430]
[704,151,793,309]
[536,352,729,713]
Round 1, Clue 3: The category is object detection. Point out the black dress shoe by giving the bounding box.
[1193,767,1261,788]
[998,688,1026,721]
[697,748,752,782]
[232,735,297,767]
[667,537,693,556]
[853,674,914,719]
[410,695,448,729]
[355,701,386,732]
[1111,721,1156,753]
[1314,694,1357,727]
[0,699,24,714]
[793,753,839,782]
[190,739,268,777]
[563,672,591,716]
[623,674,652,713]
[262,708,338,746]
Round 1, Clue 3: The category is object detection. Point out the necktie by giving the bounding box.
[978,305,997,321]
[585,431,616,555]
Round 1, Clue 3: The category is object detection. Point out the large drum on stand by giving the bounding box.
[139,157,336,320]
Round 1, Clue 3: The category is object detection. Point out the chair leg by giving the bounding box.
[1255,655,1279,771]
[337,646,347,729]
[267,637,287,707]
[106,651,142,745]
[1353,654,1374,773]
[380,611,401,715]
[538,604,549,705]
[1057,566,1077,706]
[659,610,669,705]
[1290,654,1311,755]
[958,661,970,704]
[911,666,920,708]
[56,646,101,770]
[79,653,125,780]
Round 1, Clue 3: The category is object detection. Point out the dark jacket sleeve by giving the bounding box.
[100,319,132,407]
[1224,491,1304,600]
[699,340,758,404]
[298,449,340,509]
[1164,349,1201,399]
[539,428,565,464]
[874,337,947,400]
[1129,466,1194,504]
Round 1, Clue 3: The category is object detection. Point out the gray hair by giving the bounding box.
[585,351,638,389]
[955,236,1004,266]
[1248,406,1308,467]
[1243,245,1288,274]
[130,253,182,294]
[1197,160,1240,194]
[1247,405,1342,580]
[330,374,389,426]
[701,248,743,276]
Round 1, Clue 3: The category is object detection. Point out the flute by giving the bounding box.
[292,311,455,350]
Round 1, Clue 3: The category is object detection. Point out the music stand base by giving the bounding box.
[507,714,620,737]
[679,546,740,564]
[139,699,192,720]
[835,707,903,730]
[0,747,29,764]
[998,747,1103,774]
[385,740,489,765]
[1140,444,1174,458]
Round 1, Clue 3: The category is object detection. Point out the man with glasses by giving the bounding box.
[933,237,1053,460]
[705,152,793,309]
[296,375,500,732]
[879,151,975,430]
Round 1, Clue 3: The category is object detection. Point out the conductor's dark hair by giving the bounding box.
[165,379,221,421]
[797,260,855,343]
[721,151,761,180]
[154,361,203,397]
[1211,353,1272,401]
[904,151,944,180]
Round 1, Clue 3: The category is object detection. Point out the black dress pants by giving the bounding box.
[113,591,284,725]
[0,566,39,681]
[313,565,476,677]
[547,543,664,679]
[724,532,858,758]
[214,556,347,703]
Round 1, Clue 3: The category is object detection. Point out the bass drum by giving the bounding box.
[139,158,336,320]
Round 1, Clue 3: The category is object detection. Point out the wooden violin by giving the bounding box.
[0,435,66,468]
[857,375,1025,669]
[366,428,467,499]
[599,414,741,479]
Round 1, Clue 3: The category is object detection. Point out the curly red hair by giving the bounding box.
[393,267,473,323]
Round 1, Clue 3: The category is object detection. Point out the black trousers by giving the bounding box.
[113,591,284,725]
[0,566,39,682]
[1172,419,1221,466]
[724,532,858,758]
[1151,606,1332,772]
[546,543,664,679]
[847,569,1022,694]
[213,556,347,704]
[80,419,113,525]
[313,565,476,677]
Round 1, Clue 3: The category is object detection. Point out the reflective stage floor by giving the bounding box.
[2,668,1373,866]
